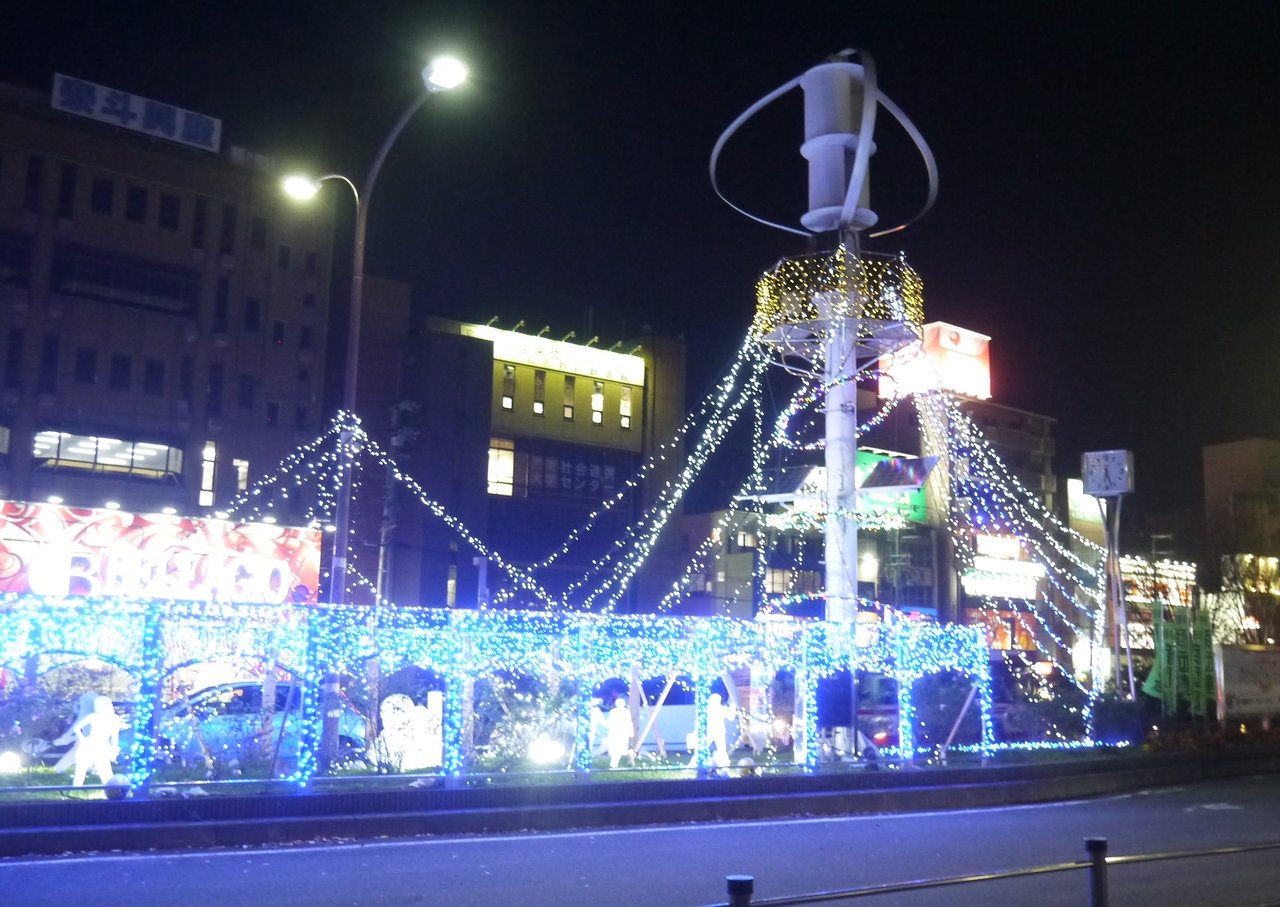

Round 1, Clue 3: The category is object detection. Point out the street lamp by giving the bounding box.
[285,54,467,605]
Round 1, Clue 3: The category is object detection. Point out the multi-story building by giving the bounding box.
[0,77,333,518]
[0,75,691,613]
[347,304,688,611]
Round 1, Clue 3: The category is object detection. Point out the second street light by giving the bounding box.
[284,54,468,605]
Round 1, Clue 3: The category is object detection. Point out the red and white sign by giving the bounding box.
[879,322,992,400]
[0,501,320,603]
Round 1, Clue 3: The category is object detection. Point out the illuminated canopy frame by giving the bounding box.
[0,596,994,786]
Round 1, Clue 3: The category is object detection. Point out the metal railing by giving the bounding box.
[712,837,1280,907]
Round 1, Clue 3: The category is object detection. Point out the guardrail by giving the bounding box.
[713,837,1280,906]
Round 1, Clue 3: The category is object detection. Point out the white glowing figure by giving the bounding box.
[706,693,733,769]
[54,694,121,786]
[372,692,443,772]
[605,697,633,769]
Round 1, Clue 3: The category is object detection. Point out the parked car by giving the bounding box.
[159,681,367,768]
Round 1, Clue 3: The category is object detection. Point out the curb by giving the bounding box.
[2,750,1278,857]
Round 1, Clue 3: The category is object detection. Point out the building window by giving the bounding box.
[265,401,280,427]
[192,196,207,248]
[446,564,457,607]
[766,568,790,595]
[57,163,77,219]
[74,348,96,385]
[271,320,285,346]
[39,335,59,393]
[294,404,307,431]
[23,155,43,213]
[591,381,605,425]
[736,530,758,549]
[143,358,165,395]
[533,369,546,415]
[487,438,515,496]
[620,385,633,430]
[199,440,217,506]
[250,216,267,250]
[219,204,237,255]
[213,277,230,332]
[108,353,131,390]
[233,457,249,492]
[277,245,291,270]
[207,362,224,416]
[501,364,515,410]
[299,326,312,351]
[563,375,576,420]
[297,366,310,384]
[304,251,317,275]
[179,358,193,402]
[302,291,316,309]
[158,193,180,230]
[52,246,200,317]
[2,330,21,390]
[90,177,113,215]
[33,430,184,480]
[236,374,255,410]
[125,185,148,222]
[243,297,261,331]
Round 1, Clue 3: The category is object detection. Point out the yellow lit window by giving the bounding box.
[501,364,515,410]
[233,457,249,491]
[620,386,632,430]
[562,375,575,420]
[591,381,604,425]
[533,369,546,416]
[487,438,515,496]
[199,440,217,506]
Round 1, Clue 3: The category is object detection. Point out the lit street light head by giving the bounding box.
[282,175,321,200]
[423,55,468,92]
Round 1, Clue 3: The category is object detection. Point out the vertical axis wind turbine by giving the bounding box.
[711,50,938,625]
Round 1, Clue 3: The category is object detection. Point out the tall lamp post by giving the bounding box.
[284,55,467,605]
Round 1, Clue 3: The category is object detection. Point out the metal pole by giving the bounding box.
[726,875,754,907]
[1085,837,1108,907]
[328,90,432,605]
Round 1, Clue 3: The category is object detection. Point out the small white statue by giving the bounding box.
[605,697,633,768]
[54,694,121,786]
[707,692,733,769]
[372,693,443,772]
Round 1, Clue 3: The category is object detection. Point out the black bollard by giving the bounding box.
[1084,837,1108,907]
[726,875,754,907]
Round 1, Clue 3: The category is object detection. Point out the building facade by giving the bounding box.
[348,307,688,611]
[0,79,333,519]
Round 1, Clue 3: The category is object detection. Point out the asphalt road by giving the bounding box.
[3,774,1280,906]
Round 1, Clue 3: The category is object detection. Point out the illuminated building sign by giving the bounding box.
[961,532,1045,600]
[0,501,320,603]
[1066,478,1104,526]
[763,452,928,532]
[1120,555,1196,609]
[51,74,222,153]
[461,323,646,385]
[878,321,991,400]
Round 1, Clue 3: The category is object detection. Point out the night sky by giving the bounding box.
[5,2,1279,539]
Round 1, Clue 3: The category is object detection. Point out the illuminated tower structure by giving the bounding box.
[713,53,936,623]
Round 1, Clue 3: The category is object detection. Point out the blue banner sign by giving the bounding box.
[51,73,221,153]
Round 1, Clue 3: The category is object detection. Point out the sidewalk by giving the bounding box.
[3,749,1278,857]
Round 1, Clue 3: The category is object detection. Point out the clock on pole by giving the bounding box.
[1081,449,1134,497]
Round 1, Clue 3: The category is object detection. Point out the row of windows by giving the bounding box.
[5,152,321,273]
[487,438,624,499]
[2,329,310,430]
[32,429,183,480]
[499,365,634,429]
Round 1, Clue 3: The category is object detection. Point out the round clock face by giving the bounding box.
[1083,451,1131,496]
